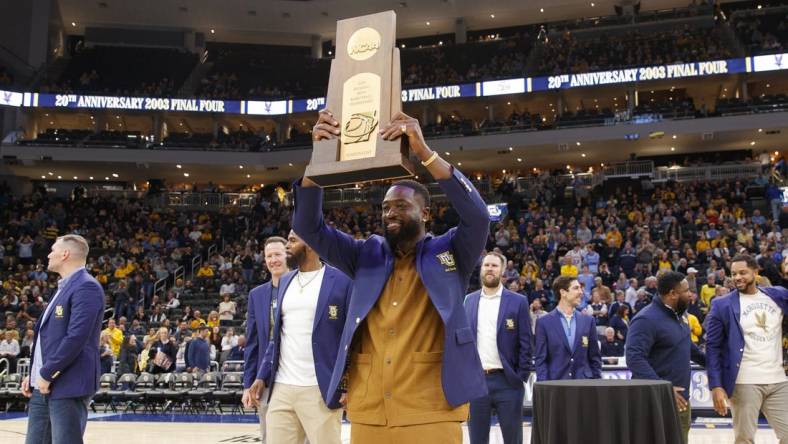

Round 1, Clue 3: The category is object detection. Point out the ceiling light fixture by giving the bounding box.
[112,173,119,177]
[184,173,190,177]
[176,164,182,169]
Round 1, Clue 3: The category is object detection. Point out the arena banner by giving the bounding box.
[481,78,526,96]
[522,367,713,408]
[751,52,788,73]
[400,82,477,102]
[26,93,242,113]
[531,58,748,91]
[244,99,288,116]
[0,89,23,107]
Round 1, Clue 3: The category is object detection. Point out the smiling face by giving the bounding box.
[382,185,427,250]
[561,280,583,308]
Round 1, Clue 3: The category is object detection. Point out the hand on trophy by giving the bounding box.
[379,111,430,161]
[312,109,341,141]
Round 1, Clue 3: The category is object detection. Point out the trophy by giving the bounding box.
[305,10,415,187]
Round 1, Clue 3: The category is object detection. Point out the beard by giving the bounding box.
[286,249,305,269]
[676,297,689,314]
[735,277,755,291]
[384,217,422,251]
[482,274,501,289]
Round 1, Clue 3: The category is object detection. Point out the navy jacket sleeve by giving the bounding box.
[40,281,104,382]
[291,180,364,278]
[534,317,548,381]
[441,168,490,281]
[588,317,603,378]
[518,298,534,380]
[625,316,661,380]
[243,291,259,389]
[703,298,726,391]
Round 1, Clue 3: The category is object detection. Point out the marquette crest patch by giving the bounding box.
[505,318,515,330]
[437,251,456,271]
[55,305,64,317]
[328,305,339,320]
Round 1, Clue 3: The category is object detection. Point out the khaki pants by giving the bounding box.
[350,421,462,444]
[257,387,270,443]
[265,383,341,444]
[730,381,788,444]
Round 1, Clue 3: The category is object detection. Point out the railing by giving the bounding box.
[654,162,761,183]
[16,358,30,380]
[191,255,201,278]
[174,265,185,285]
[207,244,217,259]
[153,276,167,302]
[167,192,257,210]
[0,358,8,378]
[603,160,655,178]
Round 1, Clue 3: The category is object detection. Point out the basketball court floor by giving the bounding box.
[0,413,782,443]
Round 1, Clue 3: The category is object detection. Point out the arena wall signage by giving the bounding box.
[0,56,782,114]
[0,89,23,107]
[25,93,242,114]
[531,58,747,91]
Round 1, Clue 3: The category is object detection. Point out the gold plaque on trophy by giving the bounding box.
[305,11,415,187]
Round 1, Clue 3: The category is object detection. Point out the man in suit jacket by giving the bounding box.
[534,275,602,381]
[22,235,104,444]
[294,110,489,443]
[243,236,289,442]
[259,230,352,444]
[464,252,532,444]
[705,254,788,443]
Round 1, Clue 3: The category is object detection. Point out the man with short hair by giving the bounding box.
[187,326,211,379]
[295,109,489,442]
[261,231,352,444]
[22,234,104,444]
[706,254,788,443]
[534,276,602,381]
[626,271,706,444]
[464,252,532,444]
[243,236,290,442]
[600,327,624,358]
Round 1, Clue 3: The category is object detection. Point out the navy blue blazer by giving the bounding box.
[534,308,603,381]
[31,268,105,399]
[260,265,352,409]
[292,168,490,407]
[464,288,533,388]
[704,286,788,396]
[187,337,210,371]
[243,281,278,389]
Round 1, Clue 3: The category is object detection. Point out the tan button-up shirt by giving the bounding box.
[346,249,469,426]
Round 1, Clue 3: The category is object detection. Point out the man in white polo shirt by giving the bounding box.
[259,230,352,444]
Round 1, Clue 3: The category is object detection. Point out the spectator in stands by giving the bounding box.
[118,334,138,375]
[102,318,124,357]
[206,310,220,328]
[113,280,132,321]
[99,332,114,375]
[20,329,34,358]
[228,335,246,361]
[190,310,206,329]
[220,327,238,356]
[197,263,215,278]
[560,255,578,277]
[585,288,609,327]
[218,293,236,322]
[634,289,650,313]
[530,299,547,333]
[187,326,211,379]
[609,305,630,341]
[150,327,177,374]
[600,327,624,359]
[148,305,167,326]
[0,330,20,372]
